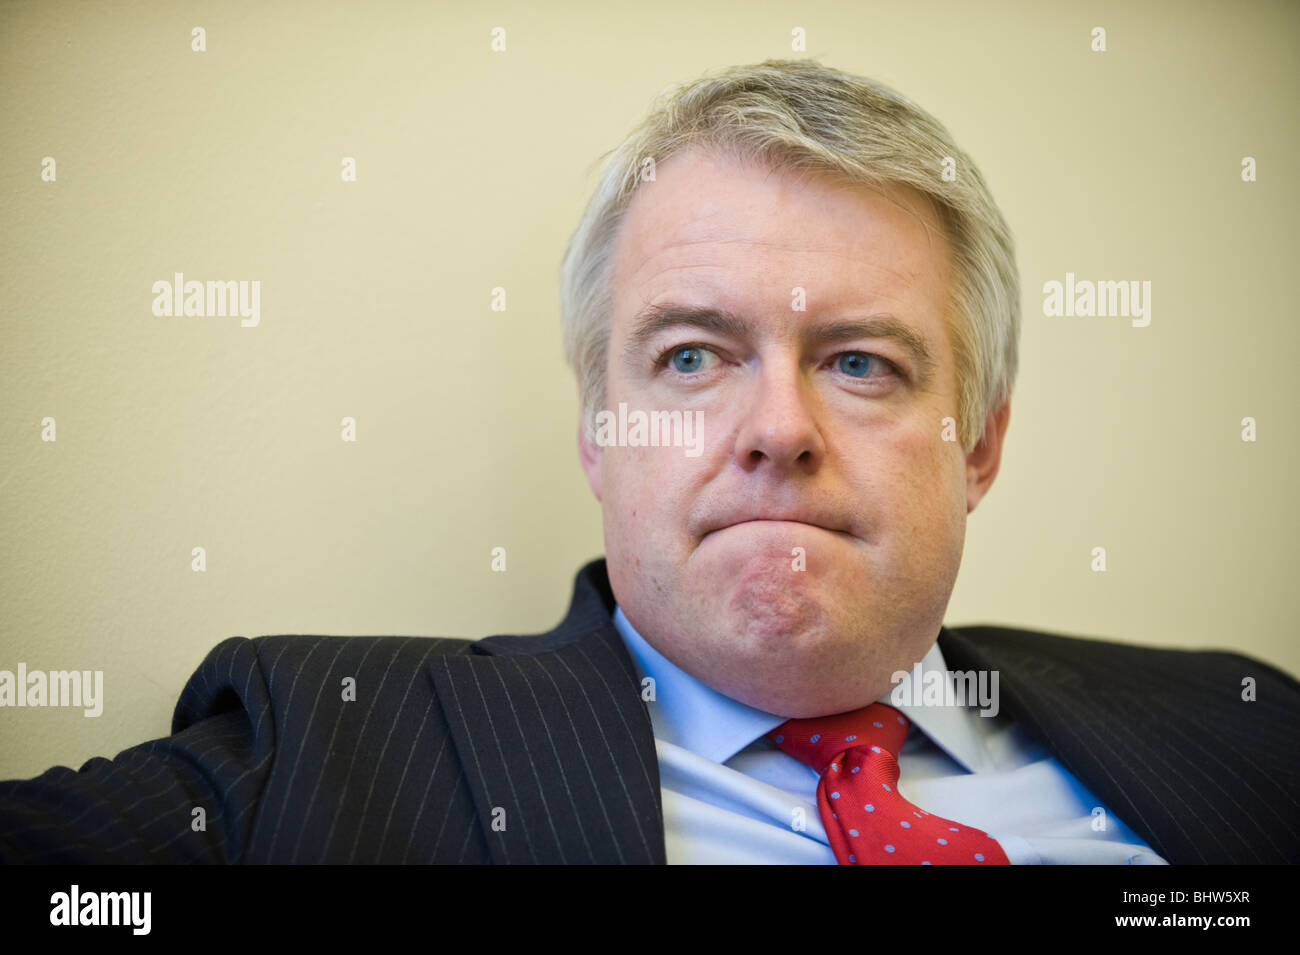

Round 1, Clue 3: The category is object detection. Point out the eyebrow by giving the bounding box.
[623,302,938,387]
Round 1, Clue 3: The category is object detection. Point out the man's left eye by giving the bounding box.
[836,352,895,378]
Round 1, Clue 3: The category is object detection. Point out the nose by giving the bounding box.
[731,350,826,473]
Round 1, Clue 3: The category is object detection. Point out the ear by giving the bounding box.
[578,416,603,502]
[965,399,1010,514]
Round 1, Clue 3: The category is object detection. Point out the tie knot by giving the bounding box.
[767,702,910,772]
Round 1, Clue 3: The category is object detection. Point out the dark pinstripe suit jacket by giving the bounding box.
[2,557,1298,864]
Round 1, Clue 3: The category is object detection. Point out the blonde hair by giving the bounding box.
[559,58,1019,453]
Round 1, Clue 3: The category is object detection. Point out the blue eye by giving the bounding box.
[670,347,707,373]
[837,352,886,378]
[655,344,897,385]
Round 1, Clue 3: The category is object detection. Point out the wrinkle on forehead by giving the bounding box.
[621,145,950,253]
[608,149,957,388]
[614,158,949,287]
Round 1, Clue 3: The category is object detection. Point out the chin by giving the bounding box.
[714,665,884,719]
[721,591,830,654]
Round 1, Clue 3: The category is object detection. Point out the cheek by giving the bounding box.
[602,447,673,531]
[876,427,966,546]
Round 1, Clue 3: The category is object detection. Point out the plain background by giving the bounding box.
[1,0,1296,779]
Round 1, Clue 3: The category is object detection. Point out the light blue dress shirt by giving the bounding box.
[612,605,1168,865]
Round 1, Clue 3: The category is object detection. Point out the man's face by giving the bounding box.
[579,147,1008,717]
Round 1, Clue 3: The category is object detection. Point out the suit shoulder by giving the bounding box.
[171,634,475,729]
[943,622,1300,696]
[242,633,476,661]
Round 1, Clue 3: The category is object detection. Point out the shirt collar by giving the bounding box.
[888,640,994,774]
[613,604,784,763]
[612,604,993,773]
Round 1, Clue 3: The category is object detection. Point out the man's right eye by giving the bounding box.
[655,344,717,375]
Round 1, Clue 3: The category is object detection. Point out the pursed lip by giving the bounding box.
[702,517,853,539]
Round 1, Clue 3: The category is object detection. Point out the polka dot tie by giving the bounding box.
[767,702,1010,865]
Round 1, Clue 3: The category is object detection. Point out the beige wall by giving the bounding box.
[1,0,1296,779]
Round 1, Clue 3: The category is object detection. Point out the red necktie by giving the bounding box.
[768,702,1011,865]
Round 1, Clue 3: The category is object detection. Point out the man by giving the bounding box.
[2,59,1297,865]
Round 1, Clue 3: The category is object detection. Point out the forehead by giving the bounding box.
[608,148,953,345]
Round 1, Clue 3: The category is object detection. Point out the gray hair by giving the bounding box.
[559,58,1019,453]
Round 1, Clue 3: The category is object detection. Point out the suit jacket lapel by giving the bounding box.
[937,624,1294,864]
[431,558,1294,864]
[429,559,665,864]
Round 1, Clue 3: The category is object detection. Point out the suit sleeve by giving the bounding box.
[0,637,276,863]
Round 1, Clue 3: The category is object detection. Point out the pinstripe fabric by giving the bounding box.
[430,624,664,864]
[430,554,665,863]
[0,557,1295,864]
[0,634,491,863]
[937,625,1300,864]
